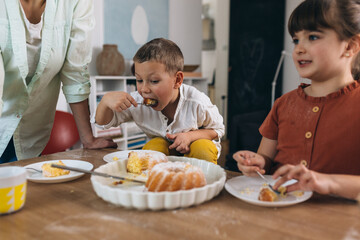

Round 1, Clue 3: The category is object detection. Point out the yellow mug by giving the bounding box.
[0,166,27,215]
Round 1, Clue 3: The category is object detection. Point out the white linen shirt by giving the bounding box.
[99,84,225,156]
[0,49,5,117]
[0,49,4,117]
[0,0,95,160]
[20,3,43,83]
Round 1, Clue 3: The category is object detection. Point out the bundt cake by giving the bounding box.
[145,161,207,192]
[126,151,167,174]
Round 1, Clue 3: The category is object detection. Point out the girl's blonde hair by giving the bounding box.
[288,0,360,80]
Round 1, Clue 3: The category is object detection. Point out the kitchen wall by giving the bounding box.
[169,0,202,66]
[213,0,230,129]
[282,0,308,94]
[91,0,202,72]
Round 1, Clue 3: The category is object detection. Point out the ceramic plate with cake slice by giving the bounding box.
[225,175,312,207]
[25,160,93,183]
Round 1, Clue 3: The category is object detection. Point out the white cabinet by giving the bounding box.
[90,76,208,150]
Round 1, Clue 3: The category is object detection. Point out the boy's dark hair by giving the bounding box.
[133,38,184,74]
[288,0,360,80]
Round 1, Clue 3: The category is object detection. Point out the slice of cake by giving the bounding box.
[126,151,167,174]
[258,187,278,202]
[42,160,70,177]
[143,98,158,107]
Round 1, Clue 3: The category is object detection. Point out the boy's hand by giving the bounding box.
[166,133,191,154]
[232,150,266,176]
[102,91,138,112]
[272,164,331,195]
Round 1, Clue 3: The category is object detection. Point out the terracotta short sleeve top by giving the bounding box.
[260,81,360,175]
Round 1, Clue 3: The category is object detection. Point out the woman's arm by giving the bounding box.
[70,99,116,149]
[60,1,115,149]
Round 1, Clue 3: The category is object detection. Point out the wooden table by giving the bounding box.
[1,149,359,240]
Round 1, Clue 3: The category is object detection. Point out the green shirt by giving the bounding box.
[0,0,94,160]
[0,49,3,117]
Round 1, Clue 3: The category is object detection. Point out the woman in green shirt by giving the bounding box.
[0,0,115,162]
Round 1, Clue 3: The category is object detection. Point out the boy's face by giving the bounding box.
[134,61,182,111]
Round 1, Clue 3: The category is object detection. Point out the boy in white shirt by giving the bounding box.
[95,38,224,164]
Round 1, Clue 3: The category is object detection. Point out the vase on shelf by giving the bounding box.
[96,44,125,76]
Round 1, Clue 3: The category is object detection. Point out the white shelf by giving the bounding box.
[90,75,208,150]
[127,133,147,141]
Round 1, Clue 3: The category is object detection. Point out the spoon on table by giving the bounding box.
[50,164,146,183]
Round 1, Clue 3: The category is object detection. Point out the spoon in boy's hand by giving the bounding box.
[137,98,158,107]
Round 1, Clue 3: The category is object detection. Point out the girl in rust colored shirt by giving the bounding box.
[233,0,360,200]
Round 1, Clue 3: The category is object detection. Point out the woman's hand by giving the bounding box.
[272,164,331,195]
[232,150,266,176]
[82,136,117,149]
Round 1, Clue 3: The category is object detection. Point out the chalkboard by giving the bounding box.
[227,0,284,126]
[226,0,285,168]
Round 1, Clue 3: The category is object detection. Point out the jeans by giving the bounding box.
[0,137,17,164]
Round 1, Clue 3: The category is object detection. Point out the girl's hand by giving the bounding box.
[232,150,266,176]
[102,91,138,112]
[166,133,191,154]
[272,164,331,195]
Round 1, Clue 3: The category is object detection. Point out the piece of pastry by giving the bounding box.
[41,160,70,177]
[126,151,167,174]
[258,187,278,202]
[143,98,158,106]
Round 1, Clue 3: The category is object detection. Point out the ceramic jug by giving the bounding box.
[96,44,125,76]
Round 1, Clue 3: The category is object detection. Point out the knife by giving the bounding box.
[51,164,146,184]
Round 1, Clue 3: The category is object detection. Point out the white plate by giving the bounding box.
[103,150,166,163]
[225,175,312,207]
[91,156,226,210]
[25,160,93,183]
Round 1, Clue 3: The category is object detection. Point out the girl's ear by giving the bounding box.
[174,71,184,89]
[346,34,360,57]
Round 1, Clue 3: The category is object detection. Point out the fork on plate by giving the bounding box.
[255,170,281,194]
[26,167,42,173]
